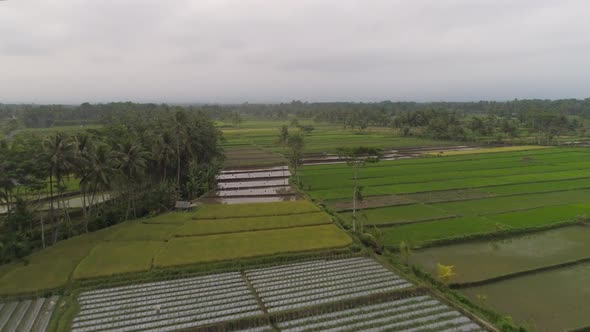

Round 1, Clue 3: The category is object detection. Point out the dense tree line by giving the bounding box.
[4,98,590,130]
[0,108,223,263]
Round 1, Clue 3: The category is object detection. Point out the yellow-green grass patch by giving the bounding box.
[193,200,320,219]
[424,145,550,156]
[142,211,195,224]
[73,241,164,279]
[155,225,352,267]
[175,211,331,236]
[0,231,106,294]
[106,222,181,241]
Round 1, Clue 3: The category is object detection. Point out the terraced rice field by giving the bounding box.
[72,257,485,331]
[0,200,350,292]
[300,146,590,329]
[0,296,59,331]
[300,147,590,246]
[221,121,459,155]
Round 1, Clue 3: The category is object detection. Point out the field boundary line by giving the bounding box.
[172,222,332,237]
[363,215,458,228]
[190,210,322,220]
[241,271,269,315]
[333,185,590,212]
[451,256,590,289]
[312,175,590,200]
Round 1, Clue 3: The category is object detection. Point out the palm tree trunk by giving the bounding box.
[40,212,46,249]
[352,165,358,233]
[177,145,181,186]
[82,188,88,233]
[4,189,10,214]
[48,174,54,226]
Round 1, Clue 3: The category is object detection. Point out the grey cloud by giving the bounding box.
[1,0,590,103]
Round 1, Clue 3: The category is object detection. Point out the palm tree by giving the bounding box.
[42,132,76,243]
[74,137,114,233]
[173,110,189,186]
[152,131,176,181]
[113,141,149,219]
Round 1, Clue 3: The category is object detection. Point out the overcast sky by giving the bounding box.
[1,0,590,104]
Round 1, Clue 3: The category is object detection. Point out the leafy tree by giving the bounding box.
[286,132,305,183]
[278,125,289,144]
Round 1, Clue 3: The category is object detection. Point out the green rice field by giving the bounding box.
[221,120,460,155]
[298,144,590,331]
[301,147,590,246]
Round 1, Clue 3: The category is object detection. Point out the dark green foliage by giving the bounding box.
[0,105,223,264]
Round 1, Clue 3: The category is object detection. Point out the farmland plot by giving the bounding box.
[410,226,590,283]
[73,272,263,332]
[73,257,486,331]
[0,296,59,332]
[246,257,413,313]
[275,294,485,332]
[206,167,300,204]
[463,263,590,332]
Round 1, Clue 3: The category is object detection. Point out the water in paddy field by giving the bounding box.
[215,186,294,197]
[299,146,477,165]
[207,165,298,204]
[217,178,289,189]
[200,195,300,204]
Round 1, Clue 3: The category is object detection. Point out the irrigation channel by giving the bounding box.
[0,296,59,331]
[203,166,300,204]
[69,257,487,331]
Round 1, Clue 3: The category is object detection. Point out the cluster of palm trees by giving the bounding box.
[1,108,223,260]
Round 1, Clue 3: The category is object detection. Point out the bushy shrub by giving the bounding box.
[359,233,383,254]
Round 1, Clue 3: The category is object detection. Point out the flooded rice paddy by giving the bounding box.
[410,226,590,283]
[463,263,590,331]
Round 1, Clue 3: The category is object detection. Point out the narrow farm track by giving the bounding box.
[0,296,58,332]
[70,257,488,331]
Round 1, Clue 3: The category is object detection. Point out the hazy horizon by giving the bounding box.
[2,0,590,104]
